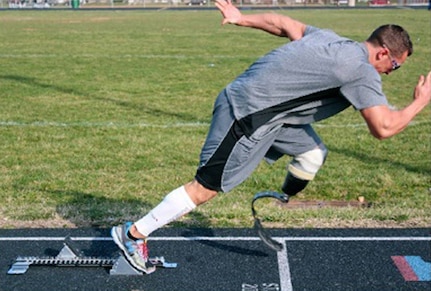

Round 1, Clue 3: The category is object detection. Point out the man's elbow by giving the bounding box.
[371,132,390,140]
[368,127,393,140]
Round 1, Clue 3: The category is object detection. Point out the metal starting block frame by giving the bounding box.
[7,241,177,275]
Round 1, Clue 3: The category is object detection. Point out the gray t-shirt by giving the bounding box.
[225,25,388,129]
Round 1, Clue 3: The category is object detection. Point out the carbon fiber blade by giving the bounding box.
[254,218,283,252]
[251,191,289,252]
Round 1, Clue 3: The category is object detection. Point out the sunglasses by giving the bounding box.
[383,45,401,71]
[390,58,401,71]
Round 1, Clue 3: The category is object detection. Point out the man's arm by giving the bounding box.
[215,0,306,41]
[361,72,431,139]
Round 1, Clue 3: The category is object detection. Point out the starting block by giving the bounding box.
[7,239,177,275]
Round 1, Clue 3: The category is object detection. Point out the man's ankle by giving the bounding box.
[127,224,146,241]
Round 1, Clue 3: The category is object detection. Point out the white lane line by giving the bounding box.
[0,236,430,241]
[282,237,431,241]
[277,240,293,291]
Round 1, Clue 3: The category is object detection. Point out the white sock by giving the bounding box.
[134,186,196,237]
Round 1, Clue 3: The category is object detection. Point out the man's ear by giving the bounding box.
[377,46,389,61]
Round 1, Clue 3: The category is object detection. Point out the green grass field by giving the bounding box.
[0,8,430,229]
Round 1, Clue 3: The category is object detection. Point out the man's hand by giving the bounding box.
[215,0,306,39]
[215,0,242,25]
[413,71,431,106]
[361,71,431,139]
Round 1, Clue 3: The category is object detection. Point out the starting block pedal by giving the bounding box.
[7,241,177,276]
[109,254,177,275]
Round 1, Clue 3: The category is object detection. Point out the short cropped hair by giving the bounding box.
[366,24,413,58]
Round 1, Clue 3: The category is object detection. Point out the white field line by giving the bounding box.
[0,120,427,129]
[0,120,210,128]
[0,236,430,241]
[0,54,246,59]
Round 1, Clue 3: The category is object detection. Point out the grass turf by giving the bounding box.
[0,8,429,228]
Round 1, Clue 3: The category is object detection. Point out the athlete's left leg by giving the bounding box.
[264,124,327,196]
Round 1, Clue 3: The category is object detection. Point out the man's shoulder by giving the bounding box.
[335,43,372,74]
[304,25,340,38]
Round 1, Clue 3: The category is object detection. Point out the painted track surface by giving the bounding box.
[0,228,430,291]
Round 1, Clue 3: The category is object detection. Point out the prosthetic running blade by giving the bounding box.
[252,191,289,252]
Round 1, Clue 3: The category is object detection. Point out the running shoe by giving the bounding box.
[111,222,156,274]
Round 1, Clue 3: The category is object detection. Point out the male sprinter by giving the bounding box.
[112,0,431,273]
